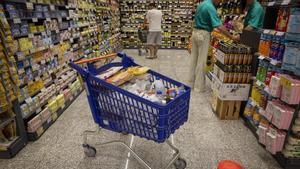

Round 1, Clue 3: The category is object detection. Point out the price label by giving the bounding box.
[270,59,279,65]
[50,5,55,11]
[58,17,62,22]
[28,33,34,38]
[258,55,265,60]
[282,0,291,5]
[26,2,34,10]
[70,38,74,43]
[46,18,51,21]
[256,80,262,87]
[32,18,38,22]
[13,18,21,24]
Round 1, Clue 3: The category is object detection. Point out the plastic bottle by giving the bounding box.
[152,77,166,95]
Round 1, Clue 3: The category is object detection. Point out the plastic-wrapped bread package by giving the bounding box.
[40,107,51,123]
[258,124,268,145]
[268,75,282,98]
[280,74,300,105]
[276,131,286,152]
[265,101,275,121]
[27,114,42,133]
[266,131,277,154]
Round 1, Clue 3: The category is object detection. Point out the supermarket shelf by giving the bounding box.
[262,1,300,7]
[0,116,15,130]
[243,115,300,169]
[27,88,83,141]
[242,116,259,139]
[257,54,282,67]
[0,136,27,159]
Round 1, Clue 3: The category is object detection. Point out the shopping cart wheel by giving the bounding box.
[174,158,187,169]
[83,144,97,157]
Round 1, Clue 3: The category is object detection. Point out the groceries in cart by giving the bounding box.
[96,66,186,104]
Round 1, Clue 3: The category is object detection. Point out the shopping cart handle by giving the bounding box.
[74,53,117,65]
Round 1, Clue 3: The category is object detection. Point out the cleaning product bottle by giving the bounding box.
[152,77,166,95]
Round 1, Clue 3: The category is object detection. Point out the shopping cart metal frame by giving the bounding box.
[70,53,190,169]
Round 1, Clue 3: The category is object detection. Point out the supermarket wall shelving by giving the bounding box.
[0,0,121,158]
[120,0,194,49]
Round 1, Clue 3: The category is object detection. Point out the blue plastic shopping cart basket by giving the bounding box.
[70,52,191,143]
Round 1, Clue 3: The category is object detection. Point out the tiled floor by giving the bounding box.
[0,49,282,169]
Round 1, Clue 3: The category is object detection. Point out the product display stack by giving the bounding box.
[207,0,252,120]
[0,0,121,158]
[120,0,194,49]
[242,2,300,169]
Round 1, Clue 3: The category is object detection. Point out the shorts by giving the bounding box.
[147,31,162,45]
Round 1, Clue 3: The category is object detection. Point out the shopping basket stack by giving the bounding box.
[69,52,191,169]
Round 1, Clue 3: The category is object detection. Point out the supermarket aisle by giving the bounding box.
[0,50,282,169]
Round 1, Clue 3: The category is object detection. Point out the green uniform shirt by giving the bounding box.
[194,0,222,32]
[244,0,265,30]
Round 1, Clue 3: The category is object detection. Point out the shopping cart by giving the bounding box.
[138,27,149,56]
[69,52,191,169]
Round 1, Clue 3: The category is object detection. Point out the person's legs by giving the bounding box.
[194,31,210,92]
[188,30,201,88]
[147,32,155,59]
[153,32,162,58]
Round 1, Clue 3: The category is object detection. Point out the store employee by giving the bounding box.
[244,0,265,31]
[189,0,239,92]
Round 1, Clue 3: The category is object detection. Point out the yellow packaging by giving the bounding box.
[47,100,58,113]
[29,23,37,33]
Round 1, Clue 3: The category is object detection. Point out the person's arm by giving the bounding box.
[244,25,254,31]
[217,25,235,39]
[207,8,239,41]
[144,12,149,27]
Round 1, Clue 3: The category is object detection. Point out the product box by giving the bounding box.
[211,73,251,101]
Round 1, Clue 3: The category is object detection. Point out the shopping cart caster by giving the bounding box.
[174,158,187,169]
[83,144,97,157]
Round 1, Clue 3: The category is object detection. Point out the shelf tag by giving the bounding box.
[26,2,34,10]
[258,55,265,60]
[282,0,291,5]
[256,80,262,87]
[270,59,279,65]
[58,17,62,22]
[50,5,55,11]
[32,18,38,22]
[13,18,21,24]
[28,33,34,38]
[46,18,51,21]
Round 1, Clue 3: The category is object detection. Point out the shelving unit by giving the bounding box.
[120,0,194,49]
[241,1,300,168]
[0,0,121,156]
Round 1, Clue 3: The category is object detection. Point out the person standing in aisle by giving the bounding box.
[144,3,163,59]
[244,0,265,31]
[190,0,239,92]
